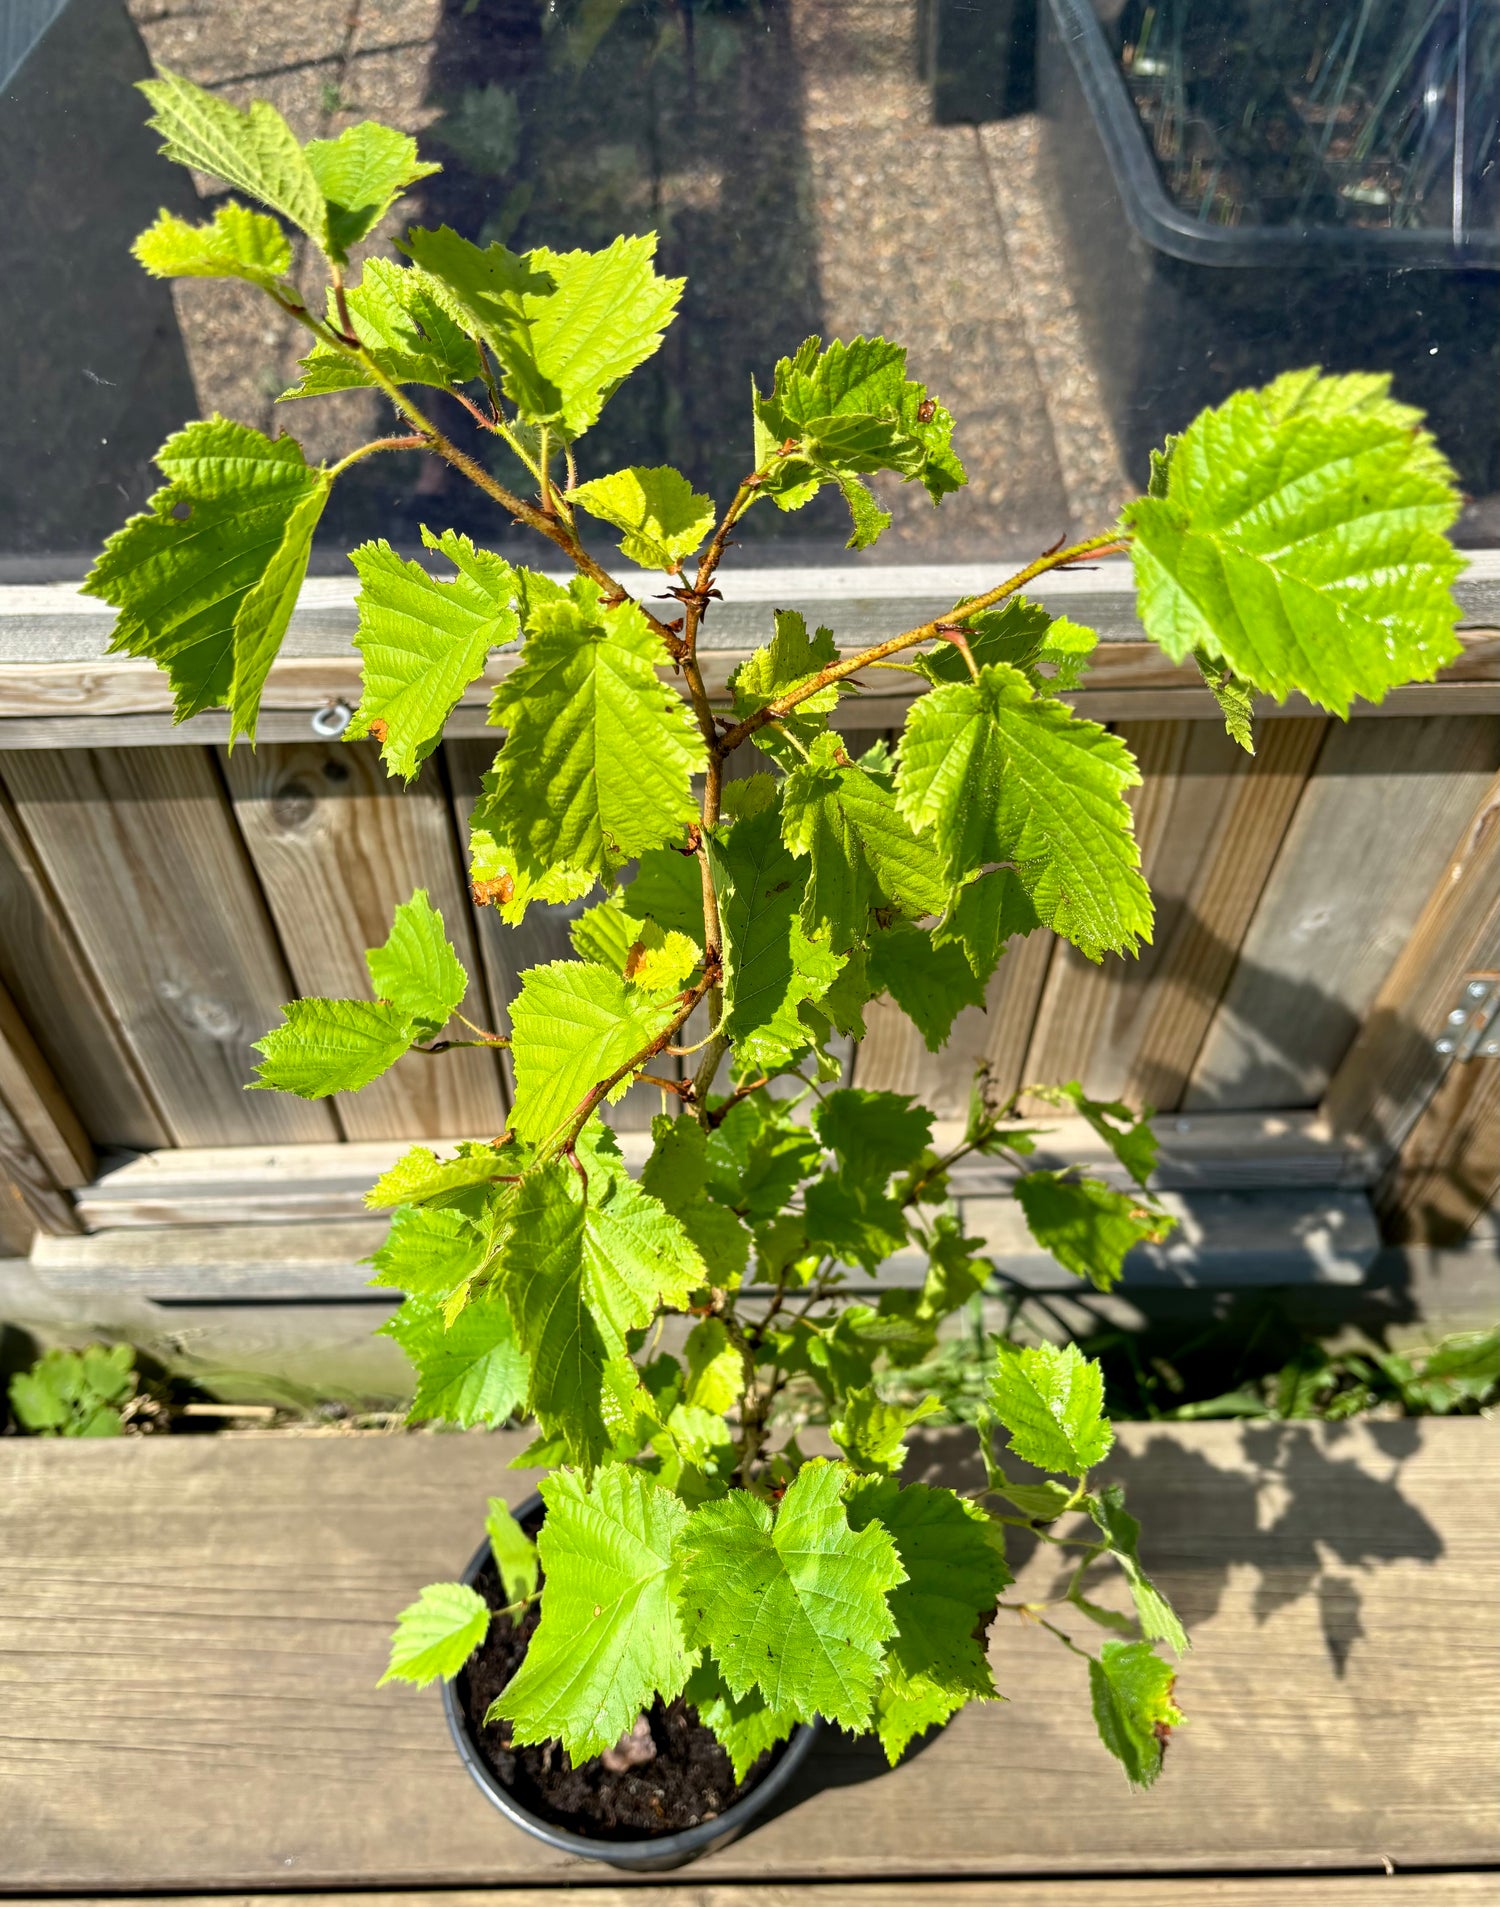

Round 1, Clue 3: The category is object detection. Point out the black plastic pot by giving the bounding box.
[1035,0,1500,495]
[440,1495,823,1872]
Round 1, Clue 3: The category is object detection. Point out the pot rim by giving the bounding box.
[440,1495,823,1869]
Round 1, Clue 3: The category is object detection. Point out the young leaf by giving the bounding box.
[728,610,840,769]
[284,258,483,398]
[380,1581,489,1687]
[382,1287,529,1428]
[1014,1171,1173,1291]
[568,466,715,571]
[486,1497,540,1605]
[830,1387,943,1474]
[491,587,706,883]
[629,929,700,995]
[989,1340,1113,1476]
[303,121,439,258]
[366,890,468,1034]
[488,1464,695,1761]
[916,597,1055,687]
[1125,369,1463,717]
[867,921,989,1050]
[133,203,293,294]
[1087,1640,1183,1788]
[83,418,331,740]
[895,663,1151,960]
[847,1475,1011,1762]
[1088,1483,1189,1656]
[366,1139,525,1209]
[508,960,680,1145]
[1027,1081,1158,1188]
[367,1205,486,1297]
[347,531,518,779]
[139,70,330,253]
[1194,650,1257,754]
[675,1459,905,1731]
[683,1659,796,1783]
[251,998,414,1098]
[404,228,684,434]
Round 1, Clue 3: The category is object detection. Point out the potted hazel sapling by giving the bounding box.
[92,71,1470,1868]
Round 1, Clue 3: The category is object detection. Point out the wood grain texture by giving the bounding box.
[1322,774,1500,1154]
[0,783,167,1151]
[0,748,335,1146]
[219,742,506,1142]
[1377,1056,1499,1246]
[0,973,92,1186]
[1185,717,1500,1112]
[0,1421,1492,1888]
[0,1085,79,1241]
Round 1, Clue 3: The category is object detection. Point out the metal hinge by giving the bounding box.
[1434,973,1499,1060]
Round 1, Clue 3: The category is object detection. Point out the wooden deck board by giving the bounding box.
[0,1421,1493,1891]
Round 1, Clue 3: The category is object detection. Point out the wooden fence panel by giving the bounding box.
[0,749,335,1146]
[220,742,506,1141]
[1377,1054,1499,1245]
[0,976,92,1188]
[1186,715,1500,1111]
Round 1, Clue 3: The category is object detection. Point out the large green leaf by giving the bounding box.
[284,258,484,398]
[303,121,439,258]
[1126,369,1464,717]
[847,1475,1010,1761]
[365,889,468,1034]
[1013,1171,1173,1292]
[568,465,715,572]
[508,960,680,1146]
[404,227,683,434]
[348,530,517,779]
[382,1288,529,1428]
[366,1204,486,1297]
[867,921,988,1050]
[366,1139,527,1209]
[490,1465,695,1761]
[895,663,1150,960]
[380,1581,490,1687]
[989,1340,1113,1477]
[133,203,293,294]
[83,418,331,741]
[490,585,706,884]
[468,768,596,925]
[251,998,414,1098]
[1087,1640,1183,1788]
[675,1459,904,1730]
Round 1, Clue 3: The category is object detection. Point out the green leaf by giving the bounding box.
[815,1087,933,1192]
[251,997,414,1098]
[405,227,683,435]
[1088,1484,1188,1656]
[629,929,700,995]
[803,1174,908,1275]
[138,70,330,252]
[684,1659,796,1783]
[1087,1640,1183,1788]
[914,1212,992,1322]
[989,1340,1113,1476]
[1027,1081,1159,1189]
[380,1581,489,1687]
[366,890,468,1034]
[83,418,331,740]
[1125,369,1464,717]
[133,202,293,294]
[486,1497,540,1604]
[284,258,484,398]
[303,121,439,258]
[491,585,706,884]
[367,1205,485,1296]
[704,1095,823,1221]
[509,960,680,1146]
[720,774,779,823]
[683,1318,745,1413]
[468,768,595,925]
[711,804,842,1073]
[641,1116,752,1282]
[781,734,875,954]
[382,1287,529,1428]
[1194,649,1257,754]
[489,1464,695,1760]
[675,1459,904,1731]
[626,846,707,939]
[934,867,1041,981]
[847,1475,1011,1762]
[347,530,517,779]
[983,1465,1076,1523]
[830,1387,943,1474]
[366,1139,525,1209]
[496,1144,702,1464]
[835,751,951,918]
[728,610,840,770]
[895,663,1151,960]
[1014,1171,1173,1291]
[568,466,715,571]
[867,921,988,1050]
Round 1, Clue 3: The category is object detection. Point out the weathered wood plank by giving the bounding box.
[0,974,93,1187]
[0,749,336,1145]
[0,1086,79,1243]
[0,783,167,1150]
[1322,774,1500,1155]
[1376,1055,1499,1246]
[219,741,506,1142]
[1186,717,1500,1111]
[0,1421,1492,1887]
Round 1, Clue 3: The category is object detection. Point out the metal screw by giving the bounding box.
[1448,1007,1468,1025]
[311,700,352,738]
[1434,1037,1456,1055]
[1483,1040,1500,1057]
[1467,980,1489,999]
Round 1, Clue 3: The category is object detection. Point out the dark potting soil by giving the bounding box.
[457,1546,781,1840]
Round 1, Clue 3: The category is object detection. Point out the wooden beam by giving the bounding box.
[0,972,92,1186]
[1376,1053,1499,1246]
[1322,773,1500,1156]
[0,1087,80,1243]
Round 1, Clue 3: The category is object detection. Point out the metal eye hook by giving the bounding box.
[311,700,352,739]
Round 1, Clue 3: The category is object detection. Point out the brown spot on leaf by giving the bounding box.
[472,873,515,906]
[623,940,647,980]
[368,717,389,743]
[917,397,937,423]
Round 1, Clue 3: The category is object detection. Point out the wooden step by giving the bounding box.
[1,1420,1494,1892]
